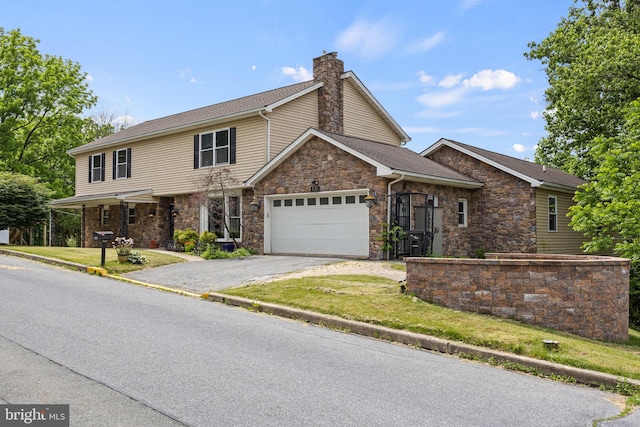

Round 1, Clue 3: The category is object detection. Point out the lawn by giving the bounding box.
[1,245,184,274]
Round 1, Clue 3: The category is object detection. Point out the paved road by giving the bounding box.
[0,255,634,426]
[124,255,341,292]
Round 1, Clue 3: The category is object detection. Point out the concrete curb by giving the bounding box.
[3,248,639,391]
[201,292,640,390]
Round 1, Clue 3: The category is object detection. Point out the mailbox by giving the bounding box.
[93,231,114,242]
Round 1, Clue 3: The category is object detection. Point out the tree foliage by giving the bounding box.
[0,28,97,198]
[526,0,640,179]
[0,172,52,229]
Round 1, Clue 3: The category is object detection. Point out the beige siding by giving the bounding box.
[343,80,402,146]
[267,91,318,159]
[535,189,585,254]
[75,116,267,197]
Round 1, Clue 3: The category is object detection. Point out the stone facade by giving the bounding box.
[313,52,344,134]
[406,254,629,341]
[243,136,388,258]
[427,146,537,254]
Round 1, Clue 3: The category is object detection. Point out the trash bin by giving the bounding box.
[408,231,425,256]
[222,243,235,252]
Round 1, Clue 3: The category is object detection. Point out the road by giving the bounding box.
[0,254,633,426]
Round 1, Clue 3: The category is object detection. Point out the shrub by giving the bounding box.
[127,250,148,264]
[184,242,195,253]
[174,228,199,245]
[199,230,217,246]
[630,262,640,329]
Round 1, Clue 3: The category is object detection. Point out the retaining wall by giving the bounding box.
[405,253,630,341]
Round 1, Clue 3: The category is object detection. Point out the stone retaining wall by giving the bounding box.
[405,253,630,341]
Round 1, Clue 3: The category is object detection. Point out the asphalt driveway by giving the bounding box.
[123,255,341,293]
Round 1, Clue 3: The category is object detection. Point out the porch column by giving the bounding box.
[49,209,57,247]
[81,205,86,248]
[120,202,128,237]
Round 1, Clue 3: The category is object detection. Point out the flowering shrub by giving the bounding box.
[112,237,134,255]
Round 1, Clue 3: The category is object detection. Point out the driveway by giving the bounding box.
[123,255,342,293]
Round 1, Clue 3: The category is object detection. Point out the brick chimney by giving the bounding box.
[313,52,344,134]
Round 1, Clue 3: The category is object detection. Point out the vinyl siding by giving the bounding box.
[75,116,267,197]
[267,91,318,159]
[343,79,402,146]
[535,189,585,254]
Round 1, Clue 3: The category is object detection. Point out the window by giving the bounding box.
[319,197,329,205]
[458,199,467,227]
[89,153,105,183]
[346,195,356,204]
[101,207,110,226]
[112,148,131,179]
[273,200,282,208]
[548,196,558,232]
[332,196,342,205]
[194,128,236,168]
[295,198,304,206]
[307,198,317,206]
[128,208,136,225]
[208,195,242,240]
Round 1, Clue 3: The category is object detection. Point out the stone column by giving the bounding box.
[313,52,344,134]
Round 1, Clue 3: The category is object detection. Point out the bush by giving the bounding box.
[127,250,148,264]
[184,242,195,253]
[200,246,253,260]
[174,228,199,245]
[199,230,217,246]
[630,262,640,329]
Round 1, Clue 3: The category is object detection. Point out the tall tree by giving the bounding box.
[525,0,640,179]
[0,28,97,198]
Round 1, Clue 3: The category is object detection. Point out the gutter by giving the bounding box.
[259,110,271,162]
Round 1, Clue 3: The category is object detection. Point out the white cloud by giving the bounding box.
[85,74,94,82]
[417,87,467,108]
[114,114,139,127]
[335,18,400,59]
[281,65,313,82]
[190,78,199,84]
[417,71,434,84]
[178,67,191,79]
[530,111,540,119]
[462,69,520,91]
[251,65,257,71]
[439,73,464,88]
[513,144,526,153]
[406,31,446,53]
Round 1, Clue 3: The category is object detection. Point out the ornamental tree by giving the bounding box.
[0,172,52,229]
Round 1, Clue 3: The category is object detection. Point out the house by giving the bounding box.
[51,52,587,259]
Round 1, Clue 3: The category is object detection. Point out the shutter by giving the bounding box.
[193,134,200,169]
[101,153,106,182]
[230,127,236,164]
[126,148,132,178]
[88,156,92,183]
[112,151,116,179]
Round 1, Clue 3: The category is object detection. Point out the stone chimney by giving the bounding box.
[313,52,344,134]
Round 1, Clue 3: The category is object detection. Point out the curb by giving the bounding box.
[3,248,639,391]
[201,292,640,390]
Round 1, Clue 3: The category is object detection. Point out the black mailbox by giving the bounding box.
[93,231,114,242]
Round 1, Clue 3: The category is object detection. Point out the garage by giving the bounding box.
[266,191,370,257]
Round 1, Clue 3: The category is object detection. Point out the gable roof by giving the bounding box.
[421,138,586,191]
[246,129,482,189]
[69,80,321,155]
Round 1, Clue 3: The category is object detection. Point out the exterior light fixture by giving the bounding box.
[311,180,320,192]
[364,192,377,208]
[172,208,179,217]
[249,196,261,212]
[148,208,156,218]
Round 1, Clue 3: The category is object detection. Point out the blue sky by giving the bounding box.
[3,0,575,158]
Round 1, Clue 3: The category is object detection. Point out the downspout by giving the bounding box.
[259,110,271,162]
[386,174,405,260]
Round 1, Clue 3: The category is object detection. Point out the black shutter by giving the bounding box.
[101,153,106,182]
[126,148,132,178]
[230,127,236,164]
[88,156,92,183]
[112,151,116,179]
[193,134,200,169]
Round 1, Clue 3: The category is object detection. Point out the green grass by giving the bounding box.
[221,274,640,381]
[2,245,184,274]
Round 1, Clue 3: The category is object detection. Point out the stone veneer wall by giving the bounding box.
[313,52,344,134]
[427,146,537,254]
[406,254,629,341]
[243,136,387,258]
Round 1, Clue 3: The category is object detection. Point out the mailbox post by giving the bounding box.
[93,231,114,266]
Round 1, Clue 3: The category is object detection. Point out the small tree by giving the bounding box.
[0,172,52,230]
[191,168,242,248]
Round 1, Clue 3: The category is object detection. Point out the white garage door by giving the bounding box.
[268,192,369,257]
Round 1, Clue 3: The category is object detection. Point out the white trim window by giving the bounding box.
[548,195,558,232]
[101,207,110,226]
[205,194,242,241]
[457,198,467,227]
[199,129,230,167]
[89,153,104,183]
[113,148,131,179]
